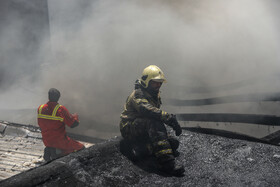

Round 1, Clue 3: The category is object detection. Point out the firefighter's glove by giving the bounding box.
[164,114,182,136]
[173,123,182,136]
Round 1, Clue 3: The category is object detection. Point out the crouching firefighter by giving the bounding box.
[37,88,85,161]
[119,65,185,176]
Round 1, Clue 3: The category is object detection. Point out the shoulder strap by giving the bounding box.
[38,104,45,114]
[38,104,63,122]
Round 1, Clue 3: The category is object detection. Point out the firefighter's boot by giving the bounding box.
[158,160,185,177]
[43,147,61,161]
[43,147,52,161]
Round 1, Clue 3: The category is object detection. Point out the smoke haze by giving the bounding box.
[1,0,280,138]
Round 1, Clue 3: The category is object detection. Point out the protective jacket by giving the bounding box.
[119,67,184,176]
[120,80,169,131]
[120,80,177,166]
[37,101,84,155]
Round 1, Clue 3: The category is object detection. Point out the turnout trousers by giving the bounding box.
[120,118,178,165]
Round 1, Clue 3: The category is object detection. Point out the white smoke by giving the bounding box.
[1,0,280,138]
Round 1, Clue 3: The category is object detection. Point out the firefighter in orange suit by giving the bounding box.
[38,88,84,161]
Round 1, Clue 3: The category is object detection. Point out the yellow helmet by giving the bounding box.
[140,65,167,88]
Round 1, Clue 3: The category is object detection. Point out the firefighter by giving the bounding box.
[119,65,185,176]
[38,88,84,161]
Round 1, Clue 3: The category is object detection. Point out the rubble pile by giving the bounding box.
[1,130,280,187]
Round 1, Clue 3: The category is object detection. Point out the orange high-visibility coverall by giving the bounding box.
[37,101,84,155]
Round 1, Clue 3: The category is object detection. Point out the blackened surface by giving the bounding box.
[1,131,280,187]
[183,127,273,145]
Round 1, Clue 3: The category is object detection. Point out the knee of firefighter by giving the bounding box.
[150,132,168,145]
[148,125,168,139]
[120,122,132,140]
[152,139,173,158]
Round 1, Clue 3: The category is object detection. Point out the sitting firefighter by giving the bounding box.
[119,65,185,176]
[37,88,84,161]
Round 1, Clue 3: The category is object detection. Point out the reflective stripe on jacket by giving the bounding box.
[38,104,63,122]
[37,101,79,149]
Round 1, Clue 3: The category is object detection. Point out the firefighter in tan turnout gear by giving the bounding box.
[120,65,185,176]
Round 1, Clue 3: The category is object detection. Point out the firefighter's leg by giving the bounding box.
[167,136,180,157]
[55,136,85,156]
[120,119,153,161]
[148,121,174,165]
[147,119,185,176]
[120,120,137,159]
[131,120,153,158]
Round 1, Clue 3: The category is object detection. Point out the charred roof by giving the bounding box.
[1,129,280,187]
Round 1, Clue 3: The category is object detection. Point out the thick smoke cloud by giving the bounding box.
[1,0,280,138]
[0,0,49,124]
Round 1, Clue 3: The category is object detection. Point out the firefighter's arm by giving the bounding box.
[132,98,182,135]
[70,113,80,128]
[60,106,80,128]
[132,97,162,119]
[162,114,182,136]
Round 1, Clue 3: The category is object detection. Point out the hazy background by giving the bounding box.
[0,0,280,139]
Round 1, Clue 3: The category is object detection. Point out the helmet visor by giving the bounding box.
[151,78,165,83]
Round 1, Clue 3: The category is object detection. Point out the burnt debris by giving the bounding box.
[1,130,280,187]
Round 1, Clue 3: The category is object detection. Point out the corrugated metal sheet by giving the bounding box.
[0,121,95,181]
[0,135,44,180]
